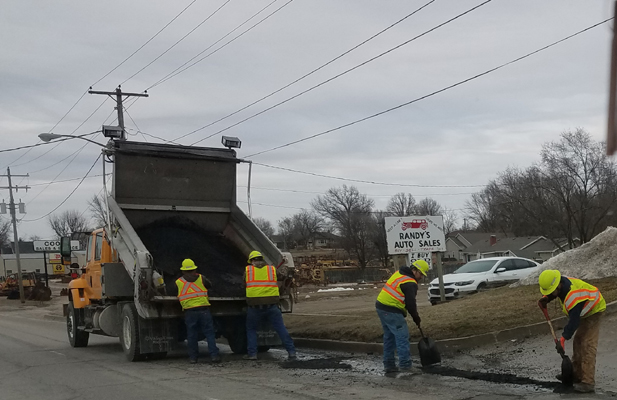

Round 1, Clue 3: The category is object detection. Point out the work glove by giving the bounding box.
[537,296,550,309]
[555,336,566,355]
[412,314,421,326]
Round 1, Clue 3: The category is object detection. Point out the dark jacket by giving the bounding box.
[544,276,583,340]
[375,266,420,322]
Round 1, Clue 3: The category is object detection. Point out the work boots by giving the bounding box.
[573,383,595,393]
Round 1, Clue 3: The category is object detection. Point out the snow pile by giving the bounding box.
[514,227,617,287]
[317,287,355,293]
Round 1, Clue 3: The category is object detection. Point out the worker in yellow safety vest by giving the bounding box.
[376,259,429,373]
[175,259,220,364]
[243,250,296,361]
[538,270,606,393]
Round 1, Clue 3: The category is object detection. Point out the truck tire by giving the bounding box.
[119,304,145,362]
[226,319,248,354]
[67,302,89,347]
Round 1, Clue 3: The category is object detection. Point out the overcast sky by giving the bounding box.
[0,0,613,240]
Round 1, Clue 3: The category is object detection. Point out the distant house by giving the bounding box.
[444,232,508,261]
[461,235,578,263]
[271,232,342,250]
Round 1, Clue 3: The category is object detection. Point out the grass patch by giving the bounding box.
[284,278,617,342]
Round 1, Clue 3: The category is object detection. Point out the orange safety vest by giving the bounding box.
[245,265,279,298]
[376,271,416,313]
[176,275,211,310]
[560,277,606,318]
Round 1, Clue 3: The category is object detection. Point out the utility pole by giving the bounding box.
[88,86,148,140]
[0,168,29,303]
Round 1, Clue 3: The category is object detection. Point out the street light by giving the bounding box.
[38,132,106,147]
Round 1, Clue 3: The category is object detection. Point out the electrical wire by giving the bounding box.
[239,185,475,197]
[245,17,614,158]
[171,0,434,143]
[252,162,487,188]
[189,0,492,146]
[28,174,108,187]
[120,0,233,85]
[21,154,102,222]
[147,0,292,91]
[0,131,100,154]
[91,0,199,87]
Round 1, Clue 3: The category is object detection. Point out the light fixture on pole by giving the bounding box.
[38,133,106,147]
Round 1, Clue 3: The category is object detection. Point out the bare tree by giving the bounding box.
[370,210,390,268]
[28,234,42,241]
[253,217,275,239]
[48,210,92,239]
[0,217,10,249]
[88,194,107,228]
[441,208,458,235]
[386,193,416,216]
[415,197,442,216]
[312,185,375,271]
[291,210,324,249]
[277,217,295,250]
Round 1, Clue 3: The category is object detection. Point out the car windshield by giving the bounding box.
[453,260,499,274]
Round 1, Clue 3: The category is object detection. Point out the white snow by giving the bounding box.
[514,226,617,287]
[317,287,355,293]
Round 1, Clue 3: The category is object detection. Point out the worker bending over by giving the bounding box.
[538,270,605,393]
[244,250,296,360]
[375,259,429,373]
[175,259,220,364]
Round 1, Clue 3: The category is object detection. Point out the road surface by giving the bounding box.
[0,307,614,400]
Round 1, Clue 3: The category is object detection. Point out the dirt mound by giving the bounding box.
[136,217,247,297]
[515,226,617,287]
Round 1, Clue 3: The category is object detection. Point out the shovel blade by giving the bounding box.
[561,355,574,386]
[418,337,441,366]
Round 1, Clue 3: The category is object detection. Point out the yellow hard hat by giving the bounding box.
[247,250,263,263]
[411,259,429,276]
[181,259,198,271]
[539,269,561,295]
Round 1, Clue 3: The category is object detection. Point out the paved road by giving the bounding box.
[0,310,613,400]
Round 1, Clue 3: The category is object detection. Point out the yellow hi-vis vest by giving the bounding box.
[245,265,279,298]
[376,271,416,313]
[176,275,211,310]
[560,277,606,318]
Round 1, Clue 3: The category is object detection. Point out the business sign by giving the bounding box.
[49,253,62,263]
[33,240,80,252]
[53,264,65,275]
[408,252,433,269]
[385,216,446,254]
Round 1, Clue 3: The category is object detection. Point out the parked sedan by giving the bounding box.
[428,257,540,305]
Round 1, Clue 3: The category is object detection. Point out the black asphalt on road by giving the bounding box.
[0,309,613,400]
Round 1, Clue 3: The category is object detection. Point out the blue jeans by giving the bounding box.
[246,304,295,356]
[185,308,219,361]
[376,308,411,369]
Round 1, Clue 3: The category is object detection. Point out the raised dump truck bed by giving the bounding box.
[65,140,293,360]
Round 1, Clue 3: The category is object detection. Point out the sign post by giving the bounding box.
[43,251,48,287]
[385,216,447,302]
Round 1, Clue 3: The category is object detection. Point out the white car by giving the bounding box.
[428,257,540,305]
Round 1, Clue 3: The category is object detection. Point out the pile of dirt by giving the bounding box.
[515,226,617,287]
[136,217,247,297]
[280,357,352,370]
[422,365,557,389]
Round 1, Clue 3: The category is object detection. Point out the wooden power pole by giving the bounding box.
[88,86,148,140]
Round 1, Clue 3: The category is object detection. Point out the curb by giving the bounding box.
[294,300,617,355]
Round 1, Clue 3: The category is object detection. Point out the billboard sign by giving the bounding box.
[385,216,446,254]
[408,252,433,269]
[34,240,80,252]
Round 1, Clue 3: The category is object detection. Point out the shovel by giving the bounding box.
[540,307,574,386]
[417,325,441,366]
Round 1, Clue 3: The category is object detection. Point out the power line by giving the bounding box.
[120,0,233,85]
[28,174,108,187]
[253,162,487,188]
[0,131,99,154]
[91,0,198,87]
[189,0,492,146]
[246,17,614,158]
[171,0,434,143]
[147,0,293,92]
[21,154,102,223]
[239,185,475,198]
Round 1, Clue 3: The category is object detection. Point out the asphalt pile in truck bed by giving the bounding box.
[136,218,247,297]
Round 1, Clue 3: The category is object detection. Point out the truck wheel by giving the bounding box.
[67,302,89,347]
[226,320,248,354]
[119,304,145,362]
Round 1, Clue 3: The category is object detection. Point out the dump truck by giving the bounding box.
[65,140,294,361]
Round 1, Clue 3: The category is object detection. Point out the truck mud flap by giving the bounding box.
[258,320,282,347]
[138,317,179,354]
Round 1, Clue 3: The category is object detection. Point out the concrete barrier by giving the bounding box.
[294,300,617,355]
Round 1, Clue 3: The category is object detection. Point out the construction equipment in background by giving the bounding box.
[0,272,50,300]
